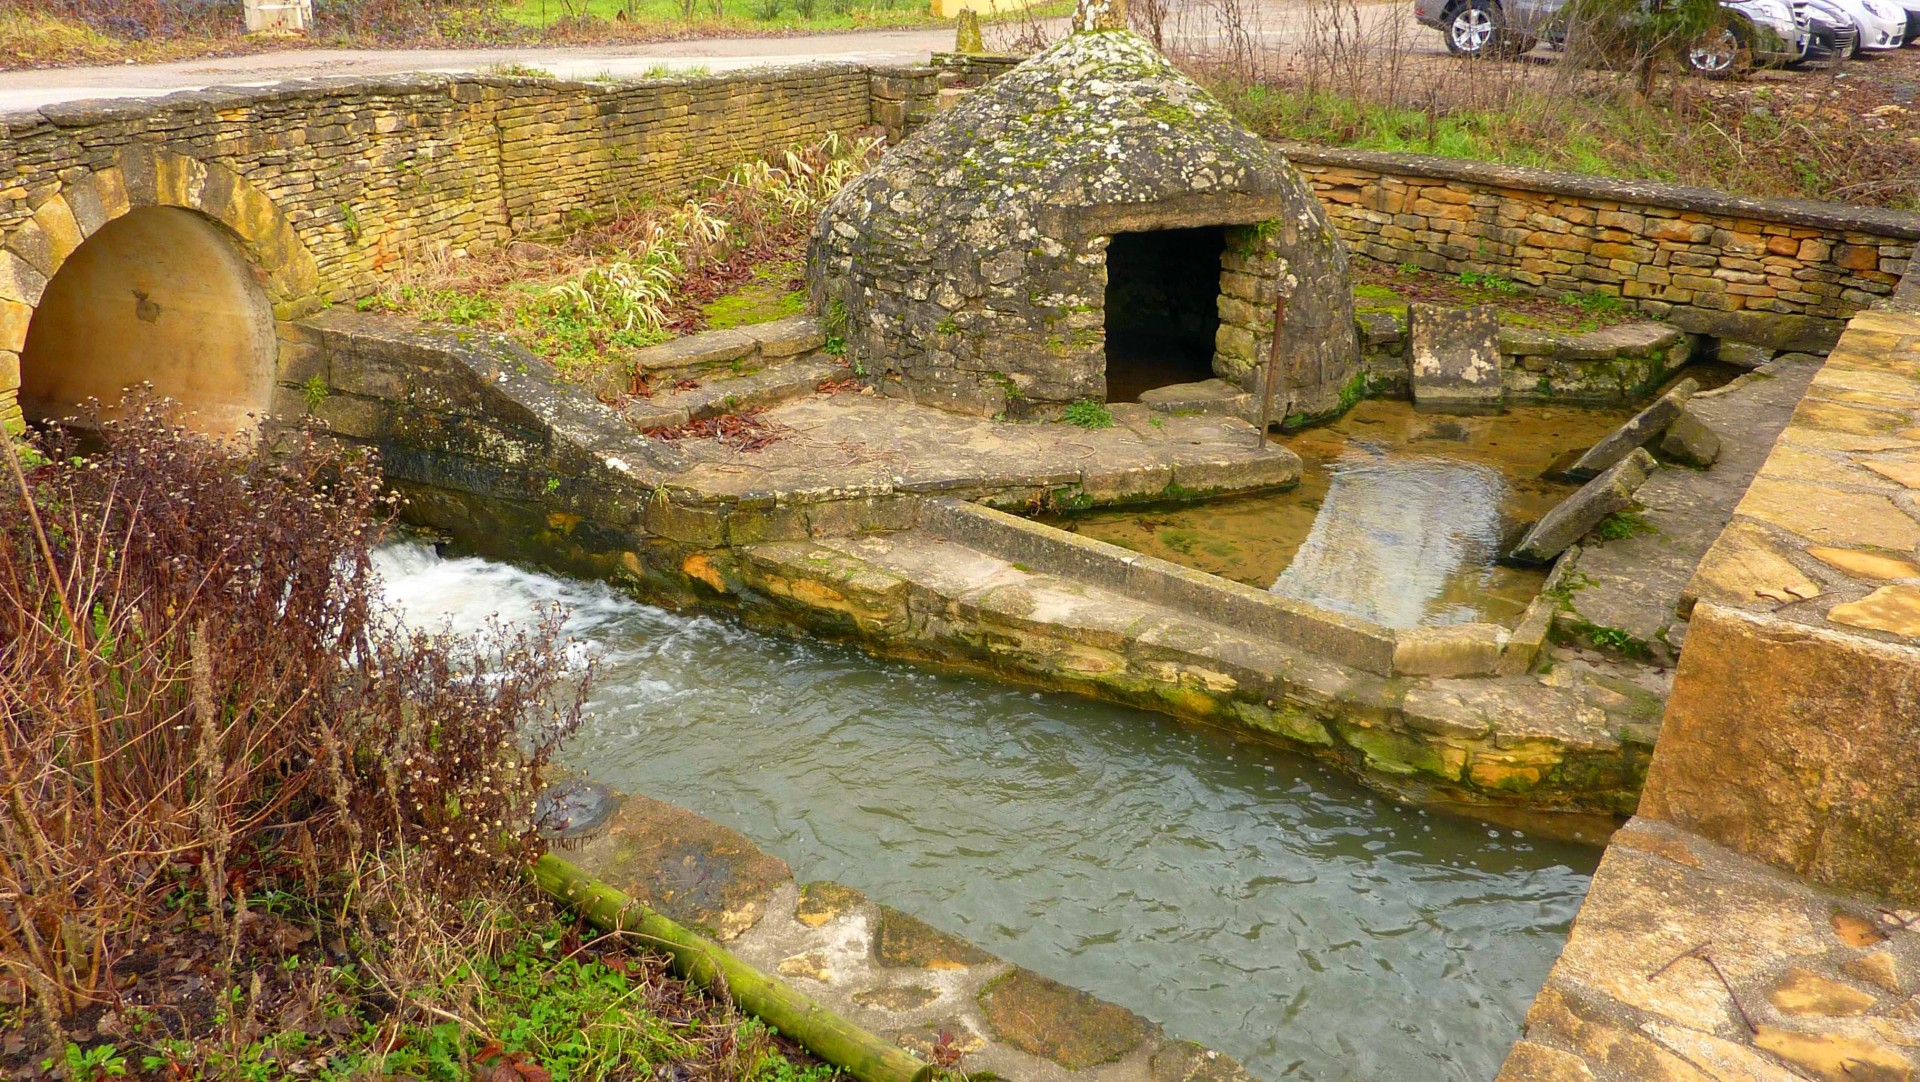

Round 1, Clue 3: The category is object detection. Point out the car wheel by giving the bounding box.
[1686,25,1751,75]
[1444,0,1506,56]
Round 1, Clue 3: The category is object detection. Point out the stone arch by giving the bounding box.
[0,148,322,439]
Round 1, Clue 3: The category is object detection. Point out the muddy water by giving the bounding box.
[377,542,1598,1082]
[1055,402,1630,627]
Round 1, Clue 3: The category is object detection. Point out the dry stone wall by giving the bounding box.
[0,67,878,427]
[1287,146,1920,353]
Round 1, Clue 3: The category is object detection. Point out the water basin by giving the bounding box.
[377,542,1598,1082]
[1053,401,1631,627]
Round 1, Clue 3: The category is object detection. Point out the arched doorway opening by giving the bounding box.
[20,206,277,439]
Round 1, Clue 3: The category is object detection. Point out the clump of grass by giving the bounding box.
[1593,510,1657,541]
[0,9,120,66]
[1064,400,1116,429]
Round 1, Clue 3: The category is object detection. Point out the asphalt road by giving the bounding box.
[0,2,1432,114]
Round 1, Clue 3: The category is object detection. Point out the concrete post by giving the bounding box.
[244,0,312,33]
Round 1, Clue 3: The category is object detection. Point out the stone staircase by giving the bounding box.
[612,315,844,431]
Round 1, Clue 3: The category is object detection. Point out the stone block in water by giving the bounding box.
[1563,376,1700,480]
[1660,403,1722,468]
[1510,448,1657,564]
[1409,303,1503,412]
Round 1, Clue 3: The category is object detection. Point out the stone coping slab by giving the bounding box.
[1682,307,1920,647]
[1497,817,1920,1082]
[572,789,1250,1082]
[1279,144,1920,242]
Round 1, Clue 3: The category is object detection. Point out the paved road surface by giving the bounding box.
[0,2,1431,114]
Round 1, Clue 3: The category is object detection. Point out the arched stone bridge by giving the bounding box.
[0,66,885,436]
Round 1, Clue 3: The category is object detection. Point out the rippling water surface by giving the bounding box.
[377,542,1598,1082]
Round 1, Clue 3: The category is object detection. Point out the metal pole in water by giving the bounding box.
[1255,292,1289,446]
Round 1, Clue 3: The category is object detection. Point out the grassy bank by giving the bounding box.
[0,411,839,1081]
[1202,49,1920,209]
[360,133,876,390]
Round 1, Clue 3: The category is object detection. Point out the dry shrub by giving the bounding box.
[0,399,585,1042]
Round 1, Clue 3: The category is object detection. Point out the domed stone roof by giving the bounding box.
[808,29,1359,419]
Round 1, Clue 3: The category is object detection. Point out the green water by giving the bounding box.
[1053,401,1632,628]
[377,542,1598,1082]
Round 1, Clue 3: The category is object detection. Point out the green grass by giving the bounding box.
[1063,399,1115,429]
[1593,511,1657,541]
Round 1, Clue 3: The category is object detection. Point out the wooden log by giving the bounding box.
[531,853,934,1082]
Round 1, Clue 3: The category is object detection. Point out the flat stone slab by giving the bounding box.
[573,788,1248,1082]
[1510,448,1658,565]
[570,792,792,942]
[739,315,825,358]
[632,327,758,373]
[1562,376,1699,480]
[1498,817,1920,1082]
[666,394,1302,508]
[642,356,844,425]
[1411,302,1503,411]
[1562,356,1820,654]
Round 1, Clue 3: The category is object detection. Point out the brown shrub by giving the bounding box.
[0,400,585,1034]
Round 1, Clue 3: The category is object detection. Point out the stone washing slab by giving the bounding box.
[1496,817,1920,1082]
[725,528,1657,813]
[1559,355,1819,658]
[1563,376,1699,481]
[1410,302,1504,411]
[573,788,1252,1082]
[1511,448,1658,565]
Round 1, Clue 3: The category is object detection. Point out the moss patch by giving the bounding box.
[701,260,806,329]
[978,969,1152,1069]
[874,907,993,969]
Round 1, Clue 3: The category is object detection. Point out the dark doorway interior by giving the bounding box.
[1103,226,1226,402]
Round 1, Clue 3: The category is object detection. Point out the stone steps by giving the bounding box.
[622,354,847,430]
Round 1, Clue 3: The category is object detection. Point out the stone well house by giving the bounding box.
[808,30,1360,419]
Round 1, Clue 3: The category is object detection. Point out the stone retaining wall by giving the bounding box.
[0,67,880,427]
[1285,146,1920,353]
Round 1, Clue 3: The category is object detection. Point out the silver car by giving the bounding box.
[1416,0,1809,68]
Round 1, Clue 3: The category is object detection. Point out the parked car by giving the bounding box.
[1800,0,1908,49]
[1416,0,1809,68]
[1792,10,1861,63]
